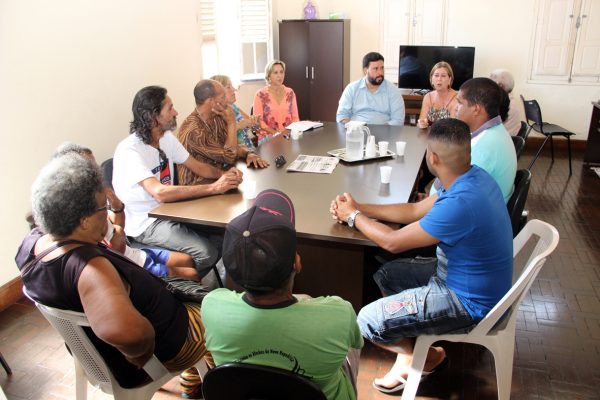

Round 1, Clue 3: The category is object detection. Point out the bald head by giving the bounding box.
[193,79,222,106]
[427,118,471,173]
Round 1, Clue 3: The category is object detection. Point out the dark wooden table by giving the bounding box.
[150,122,427,309]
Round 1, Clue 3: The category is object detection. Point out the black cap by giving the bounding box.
[223,189,296,292]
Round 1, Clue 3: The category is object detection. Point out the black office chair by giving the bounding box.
[511,135,526,160]
[517,121,528,140]
[202,363,327,400]
[100,158,114,188]
[520,95,575,175]
[507,169,532,237]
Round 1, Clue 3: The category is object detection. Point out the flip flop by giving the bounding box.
[372,356,449,394]
[372,375,408,394]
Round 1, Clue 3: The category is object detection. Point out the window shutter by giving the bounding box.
[199,0,216,42]
[240,0,270,44]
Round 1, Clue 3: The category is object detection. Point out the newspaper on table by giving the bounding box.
[286,154,339,174]
[285,120,324,132]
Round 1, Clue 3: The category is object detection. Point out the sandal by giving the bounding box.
[372,356,449,394]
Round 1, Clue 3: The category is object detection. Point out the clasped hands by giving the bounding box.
[213,167,243,194]
[330,192,359,225]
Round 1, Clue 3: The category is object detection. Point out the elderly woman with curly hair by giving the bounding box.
[15,154,210,397]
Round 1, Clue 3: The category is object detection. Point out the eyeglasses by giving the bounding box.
[96,201,108,213]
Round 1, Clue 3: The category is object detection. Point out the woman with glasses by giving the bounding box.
[15,154,211,397]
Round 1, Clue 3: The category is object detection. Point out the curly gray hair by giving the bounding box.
[31,154,104,238]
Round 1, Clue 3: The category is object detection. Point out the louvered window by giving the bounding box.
[199,0,216,42]
[199,0,272,82]
[240,0,271,79]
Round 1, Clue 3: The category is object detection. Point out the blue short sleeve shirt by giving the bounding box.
[419,166,513,319]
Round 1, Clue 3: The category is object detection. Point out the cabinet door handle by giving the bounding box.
[311,67,314,80]
[306,66,309,79]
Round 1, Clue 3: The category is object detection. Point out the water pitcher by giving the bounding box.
[345,124,370,160]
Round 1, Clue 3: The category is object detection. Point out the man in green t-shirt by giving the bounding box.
[202,189,363,400]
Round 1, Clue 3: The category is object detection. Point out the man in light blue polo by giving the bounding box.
[429,77,517,203]
[336,52,405,126]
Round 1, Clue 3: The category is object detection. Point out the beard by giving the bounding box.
[161,118,177,133]
[367,75,384,86]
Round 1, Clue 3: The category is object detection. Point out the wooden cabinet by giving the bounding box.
[279,20,350,121]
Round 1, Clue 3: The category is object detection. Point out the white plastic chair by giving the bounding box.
[23,288,207,400]
[401,219,560,400]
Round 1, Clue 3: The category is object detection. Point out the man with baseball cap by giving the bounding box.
[201,189,363,400]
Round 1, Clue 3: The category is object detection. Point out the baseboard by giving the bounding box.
[525,136,587,152]
[0,277,23,312]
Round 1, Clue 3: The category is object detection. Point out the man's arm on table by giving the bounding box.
[140,156,242,203]
[357,194,436,225]
[331,193,438,253]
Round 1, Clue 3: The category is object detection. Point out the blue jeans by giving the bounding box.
[134,219,219,278]
[358,257,475,345]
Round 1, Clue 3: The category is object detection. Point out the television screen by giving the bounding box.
[398,45,475,92]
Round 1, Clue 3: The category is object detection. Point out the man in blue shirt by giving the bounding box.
[330,118,513,393]
[336,52,406,126]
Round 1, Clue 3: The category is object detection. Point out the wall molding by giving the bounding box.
[0,277,23,312]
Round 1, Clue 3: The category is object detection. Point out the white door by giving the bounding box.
[571,0,600,79]
[531,0,579,80]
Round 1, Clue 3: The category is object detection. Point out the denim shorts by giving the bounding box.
[357,258,475,344]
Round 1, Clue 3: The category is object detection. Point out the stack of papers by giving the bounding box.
[287,155,339,174]
[285,121,324,132]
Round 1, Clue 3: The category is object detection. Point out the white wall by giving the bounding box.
[0,0,204,284]
[271,0,599,139]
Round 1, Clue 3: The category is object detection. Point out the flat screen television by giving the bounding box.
[398,45,475,93]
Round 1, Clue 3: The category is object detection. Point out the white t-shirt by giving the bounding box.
[112,131,189,237]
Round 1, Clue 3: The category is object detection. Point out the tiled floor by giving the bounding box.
[1,143,599,399]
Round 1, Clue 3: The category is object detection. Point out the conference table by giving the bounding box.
[150,122,427,310]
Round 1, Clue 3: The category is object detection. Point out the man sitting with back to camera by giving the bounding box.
[201,189,363,400]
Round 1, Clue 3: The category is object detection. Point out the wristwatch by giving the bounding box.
[347,210,361,229]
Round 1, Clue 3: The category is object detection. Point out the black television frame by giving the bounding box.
[398,45,475,93]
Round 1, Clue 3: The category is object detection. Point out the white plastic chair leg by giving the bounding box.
[491,340,515,400]
[74,359,88,400]
[401,337,434,400]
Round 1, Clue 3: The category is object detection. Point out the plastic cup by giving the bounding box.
[380,166,392,184]
[243,179,257,200]
[396,141,407,156]
[378,141,389,156]
[291,129,301,140]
